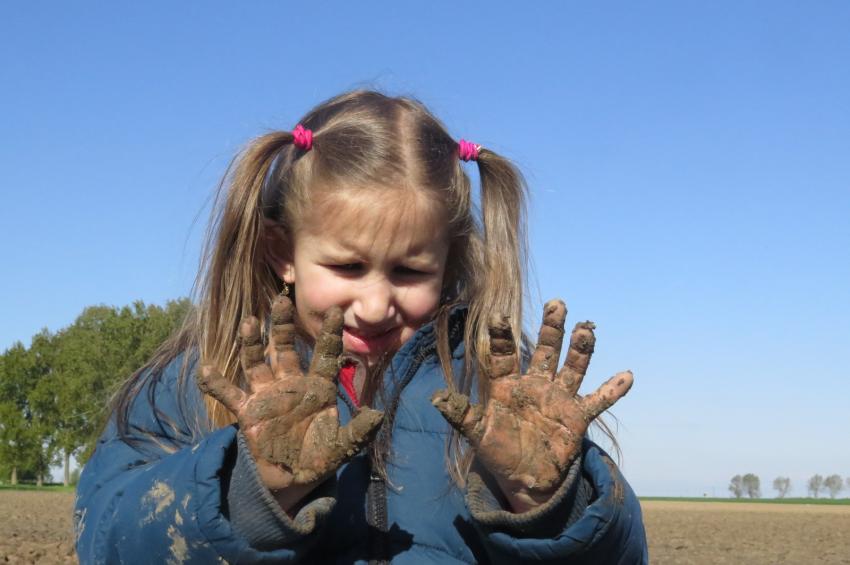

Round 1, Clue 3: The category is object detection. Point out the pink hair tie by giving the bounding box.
[458,139,481,162]
[292,124,313,151]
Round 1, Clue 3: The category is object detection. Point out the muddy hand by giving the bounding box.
[197,295,383,491]
[432,299,633,507]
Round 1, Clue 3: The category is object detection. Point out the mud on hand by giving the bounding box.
[431,299,633,511]
[197,295,383,491]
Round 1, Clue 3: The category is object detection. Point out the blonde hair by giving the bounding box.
[113,90,555,482]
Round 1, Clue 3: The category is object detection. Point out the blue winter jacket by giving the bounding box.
[75,311,648,564]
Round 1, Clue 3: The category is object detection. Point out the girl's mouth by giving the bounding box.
[343,326,399,355]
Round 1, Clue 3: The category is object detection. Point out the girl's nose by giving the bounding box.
[352,279,396,325]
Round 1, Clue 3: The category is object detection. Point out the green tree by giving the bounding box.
[114,299,191,381]
[0,342,43,484]
[29,326,86,485]
[46,299,191,480]
[1,298,191,485]
[772,476,791,498]
[49,305,127,476]
[26,330,60,485]
[808,474,824,498]
[824,475,844,499]
[728,474,744,498]
[742,473,761,498]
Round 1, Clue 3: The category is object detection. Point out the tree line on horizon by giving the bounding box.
[728,473,850,499]
[0,299,190,486]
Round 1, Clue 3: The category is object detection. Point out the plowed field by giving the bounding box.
[2,491,850,563]
[0,490,76,564]
[643,499,850,564]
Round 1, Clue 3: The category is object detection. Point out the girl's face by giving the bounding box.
[278,189,450,367]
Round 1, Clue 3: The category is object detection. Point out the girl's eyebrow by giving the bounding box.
[323,250,438,265]
[321,251,365,263]
[324,236,442,260]
[317,239,363,257]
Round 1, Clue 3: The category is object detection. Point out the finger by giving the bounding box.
[581,371,634,421]
[307,306,344,381]
[270,295,301,377]
[557,321,597,395]
[431,389,485,444]
[196,365,246,415]
[331,408,384,465]
[488,314,518,379]
[240,317,275,390]
[528,299,567,379]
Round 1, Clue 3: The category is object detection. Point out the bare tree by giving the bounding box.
[824,475,844,499]
[772,476,791,498]
[742,473,761,498]
[808,474,824,498]
[729,474,744,498]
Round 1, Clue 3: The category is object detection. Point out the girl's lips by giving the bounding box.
[343,326,399,355]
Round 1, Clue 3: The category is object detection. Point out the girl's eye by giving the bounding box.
[395,266,427,276]
[329,263,364,273]
[326,263,429,277]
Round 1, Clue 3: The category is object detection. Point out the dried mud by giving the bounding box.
[3,491,850,563]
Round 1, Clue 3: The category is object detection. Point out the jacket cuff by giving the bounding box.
[466,455,592,538]
[225,431,336,550]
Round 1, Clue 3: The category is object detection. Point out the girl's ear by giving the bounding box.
[263,220,295,283]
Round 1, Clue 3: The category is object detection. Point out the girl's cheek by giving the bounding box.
[404,282,443,322]
[293,275,348,339]
[300,281,342,312]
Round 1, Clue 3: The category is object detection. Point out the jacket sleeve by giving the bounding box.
[465,439,648,564]
[73,356,335,564]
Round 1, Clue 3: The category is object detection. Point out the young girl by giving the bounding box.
[75,91,648,564]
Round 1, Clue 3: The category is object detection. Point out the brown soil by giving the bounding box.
[3,491,850,563]
[0,490,76,564]
[643,499,850,564]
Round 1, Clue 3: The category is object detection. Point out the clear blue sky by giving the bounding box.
[2,2,848,496]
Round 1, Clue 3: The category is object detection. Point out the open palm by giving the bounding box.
[432,299,633,508]
[197,295,383,492]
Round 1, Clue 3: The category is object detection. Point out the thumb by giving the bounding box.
[327,408,384,467]
[431,390,485,445]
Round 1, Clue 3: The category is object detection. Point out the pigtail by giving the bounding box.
[436,145,529,486]
[197,131,298,427]
[108,130,304,439]
[467,148,529,385]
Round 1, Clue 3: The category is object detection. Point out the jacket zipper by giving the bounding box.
[366,342,435,565]
[367,317,464,564]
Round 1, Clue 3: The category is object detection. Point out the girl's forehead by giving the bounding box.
[298,188,448,255]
